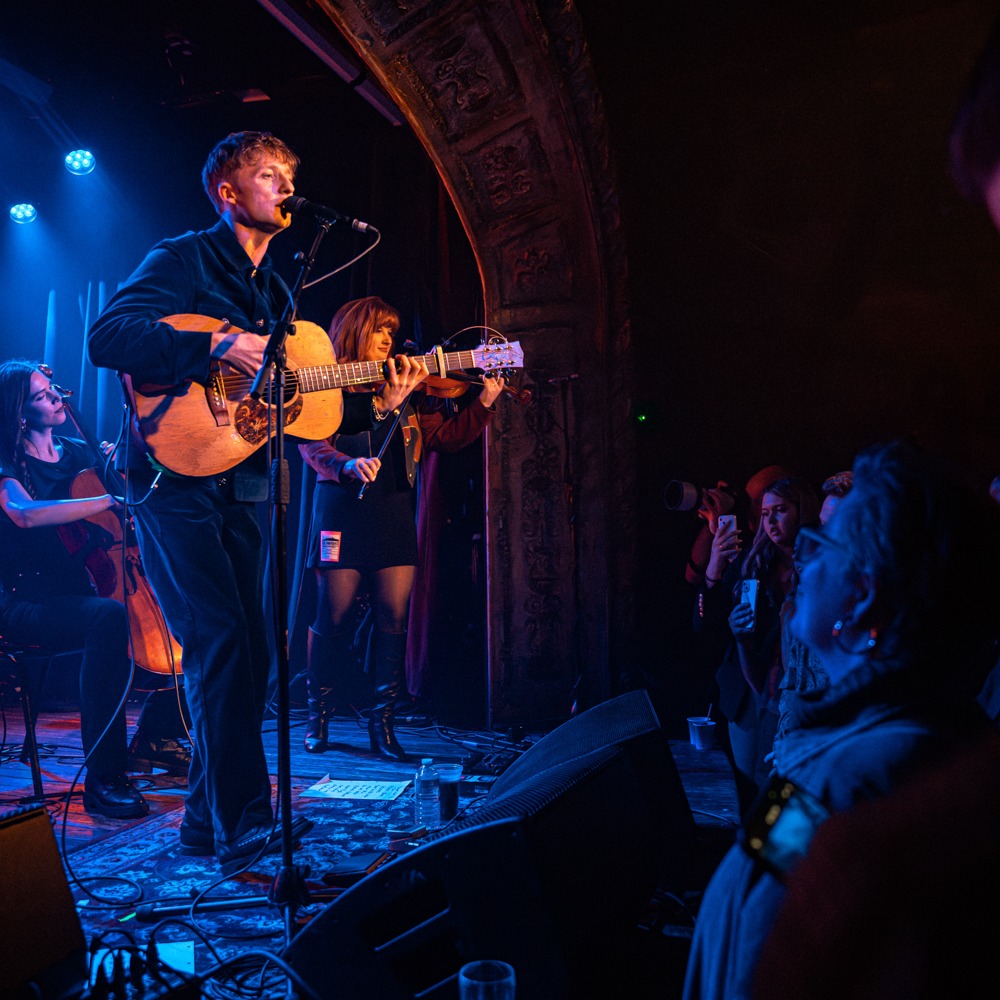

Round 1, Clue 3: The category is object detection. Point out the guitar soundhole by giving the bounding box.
[234,394,304,444]
[255,374,301,406]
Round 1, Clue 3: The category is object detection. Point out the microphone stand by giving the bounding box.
[250,220,334,945]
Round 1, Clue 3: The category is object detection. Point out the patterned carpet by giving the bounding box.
[0,710,489,988]
[67,786,421,961]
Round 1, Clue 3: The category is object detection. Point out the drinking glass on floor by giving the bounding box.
[458,960,516,999]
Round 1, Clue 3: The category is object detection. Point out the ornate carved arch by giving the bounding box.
[304,0,633,725]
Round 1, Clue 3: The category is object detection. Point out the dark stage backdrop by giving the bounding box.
[574,0,1000,725]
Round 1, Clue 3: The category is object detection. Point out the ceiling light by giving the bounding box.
[10,203,38,223]
[64,149,96,175]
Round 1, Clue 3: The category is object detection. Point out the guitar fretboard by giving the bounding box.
[295,350,486,394]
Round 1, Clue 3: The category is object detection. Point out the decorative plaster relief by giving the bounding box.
[494,219,573,306]
[464,122,553,218]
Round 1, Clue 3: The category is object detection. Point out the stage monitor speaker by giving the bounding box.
[285,689,695,1000]
[0,805,88,1000]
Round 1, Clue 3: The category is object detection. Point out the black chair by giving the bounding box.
[0,637,57,804]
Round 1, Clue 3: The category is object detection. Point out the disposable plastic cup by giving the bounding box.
[687,716,717,750]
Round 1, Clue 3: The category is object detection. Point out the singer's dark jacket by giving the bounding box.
[87,217,377,851]
[88,218,374,498]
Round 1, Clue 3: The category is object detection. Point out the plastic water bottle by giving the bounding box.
[414,758,441,830]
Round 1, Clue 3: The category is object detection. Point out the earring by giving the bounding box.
[19,416,27,431]
[832,620,844,637]
[866,628,878,650]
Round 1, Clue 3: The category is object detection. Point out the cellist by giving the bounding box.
[0,358,147,818]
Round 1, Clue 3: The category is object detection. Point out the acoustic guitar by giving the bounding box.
[124,314,524,477]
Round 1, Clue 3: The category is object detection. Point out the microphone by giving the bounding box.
[280,195,378,234]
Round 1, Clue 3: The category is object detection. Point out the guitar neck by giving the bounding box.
[295,350,484,394]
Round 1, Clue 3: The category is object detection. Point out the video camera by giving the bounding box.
[663,480,737,512]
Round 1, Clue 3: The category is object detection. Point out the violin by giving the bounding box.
[418,372,533,405]
[59,398,183,677]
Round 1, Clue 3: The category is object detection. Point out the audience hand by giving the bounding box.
[728,602,755,640]
[698,481,737,533]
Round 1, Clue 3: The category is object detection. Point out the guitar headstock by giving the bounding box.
[470,340,524,372]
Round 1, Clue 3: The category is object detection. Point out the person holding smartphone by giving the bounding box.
[684,441,1000,1000]
[697,476,819,809]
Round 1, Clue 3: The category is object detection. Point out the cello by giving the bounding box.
[54,388,182,678]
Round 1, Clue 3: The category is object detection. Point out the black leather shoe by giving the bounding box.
[178,814,313,858]
[216,817,315,876]
[83,775,150,819]
[128,735,192,776]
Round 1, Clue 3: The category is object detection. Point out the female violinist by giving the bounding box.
[0,359,147,818]
[299,297,505,760]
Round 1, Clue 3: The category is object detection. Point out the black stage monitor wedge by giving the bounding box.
[285,689,695,1000]
[0,806,88,1000]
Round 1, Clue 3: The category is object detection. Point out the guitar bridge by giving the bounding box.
[206,362,231,427]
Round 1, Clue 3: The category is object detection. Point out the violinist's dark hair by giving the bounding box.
[328,297,400,365]
[0,359,39,489]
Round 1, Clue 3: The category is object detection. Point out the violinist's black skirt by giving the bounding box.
[306,478,418,571]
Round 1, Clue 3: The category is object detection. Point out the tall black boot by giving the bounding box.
[304,626,346,754]
[368,630,410,762]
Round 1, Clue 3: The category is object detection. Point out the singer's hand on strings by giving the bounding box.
[344,456,381,483]
[210,331,267,376]
[377,354,429,413]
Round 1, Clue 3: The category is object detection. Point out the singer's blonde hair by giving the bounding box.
[201,131,299,215]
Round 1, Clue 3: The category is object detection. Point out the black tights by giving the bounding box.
[311,565,415,637]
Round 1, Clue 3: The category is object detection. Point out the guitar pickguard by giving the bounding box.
[234,395,304,445]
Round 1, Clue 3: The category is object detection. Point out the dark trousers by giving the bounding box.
[129,475,272,846]
[0,593,129,778]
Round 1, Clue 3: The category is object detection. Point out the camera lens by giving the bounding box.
[663,480,702,511]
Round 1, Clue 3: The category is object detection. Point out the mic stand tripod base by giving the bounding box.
[269,862,313,911]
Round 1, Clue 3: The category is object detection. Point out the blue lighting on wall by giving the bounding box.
[64,149,96,175]
[9,203,38,223]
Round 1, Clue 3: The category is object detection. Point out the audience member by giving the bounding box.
[683,440,1000,1000]
[684,465,793,587]
[771,470,853,751]
[697,476,819,809]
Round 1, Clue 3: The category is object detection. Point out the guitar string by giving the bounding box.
[215,345,519,396]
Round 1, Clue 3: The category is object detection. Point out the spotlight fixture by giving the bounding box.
[64,149,96,175]
[9,203,37,223]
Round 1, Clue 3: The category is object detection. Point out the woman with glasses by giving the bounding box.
[699,476,819,809]
[0,359,147,818]
[683,440,1000,1000]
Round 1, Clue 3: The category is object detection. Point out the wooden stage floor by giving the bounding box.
[0,693,740,997]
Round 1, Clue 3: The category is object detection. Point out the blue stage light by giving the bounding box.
[9,203,37,223]
[64,149,96,175]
